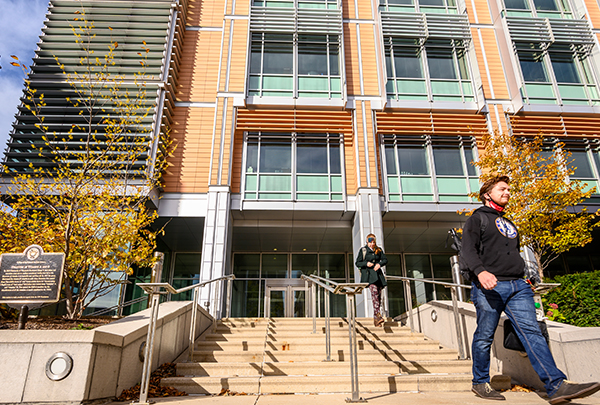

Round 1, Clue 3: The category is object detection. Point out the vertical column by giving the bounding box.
[351,188,384,317]
[200,185,232,317]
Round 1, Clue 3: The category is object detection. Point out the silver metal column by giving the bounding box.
[136,290,161,405]
[324,289,331,361]
[450,255,465,302]
[345,294,366,403]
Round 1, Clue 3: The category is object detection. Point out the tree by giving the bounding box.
[0,10,172,319]
[472,131,599,278]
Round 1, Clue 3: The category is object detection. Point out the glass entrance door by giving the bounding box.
[264,279,309,317]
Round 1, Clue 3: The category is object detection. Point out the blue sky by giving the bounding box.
[0,0,49,156]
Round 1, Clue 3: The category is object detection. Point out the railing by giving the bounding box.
[86,296,148,317]
[133,255,235,405]
[301,274,368,403]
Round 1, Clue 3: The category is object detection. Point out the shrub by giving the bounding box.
[542,270,600,327]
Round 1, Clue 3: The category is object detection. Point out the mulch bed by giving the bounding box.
[0,316,116,330]
[117,363,187,401]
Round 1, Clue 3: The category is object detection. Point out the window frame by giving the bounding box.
[503,0,573,18]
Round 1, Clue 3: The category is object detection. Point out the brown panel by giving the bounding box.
[231,128,245,193]
[220,103,236,185]
[177,31,222,102]
[344,23,361,96]
[465,0,492,24]
[211,98,227,185]
[236,109,354,136]
[360,26,380,96]
[342,0,357,20]
[355,103,368,187]
[471,28,510,101]
[375,111,488,136]
[509,115,566,137]
[561,116,600,137]
[164,107,215,193]
[220,20,232,93]
[187,0,226,27]
[586,0,600,28]
[227,20,249,93]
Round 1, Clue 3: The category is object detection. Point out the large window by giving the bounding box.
[385,39,474,102]
[503,0,573,18]
[517,44,600,106]
[248,33,342,99]
[379,0,458,13]
[243,132,344,201]
[383,135,479,202]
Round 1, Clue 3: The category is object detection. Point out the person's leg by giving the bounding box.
[471,282,504,385]
[369,284,381,321]
[504,279,566,396]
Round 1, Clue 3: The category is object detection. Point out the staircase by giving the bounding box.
[162,317,472,395]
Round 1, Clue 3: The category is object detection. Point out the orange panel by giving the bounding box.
[465,0,492,24]
[231,128,245,193]
[164,106,215,193]
[509,115,565,137]
[220,103,236,185]
[219,21,232,93]
[187,0,226,27]
[471,28,510,101]
[227,20,249,93]
[360,25,380,96]
[235,0,250,15]
[562,116,600,137]
[342,0,357,20]
[236,109,354,135]
[357,0,374,20]
[344,24,361,96]
[177,31,222,102]
[211,98,227,185]
[586,0,600,29]
[375,111,487,136]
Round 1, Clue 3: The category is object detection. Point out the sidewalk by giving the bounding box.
[113,391,600,405]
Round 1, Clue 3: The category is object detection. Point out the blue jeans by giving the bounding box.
[471,278,566,396]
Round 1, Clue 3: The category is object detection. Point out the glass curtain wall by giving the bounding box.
[243,132,344,201]
[383,134,479,202]
[231,252,348,317]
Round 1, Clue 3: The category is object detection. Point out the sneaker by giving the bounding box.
[472,383,506,401]
[548,380,600,405]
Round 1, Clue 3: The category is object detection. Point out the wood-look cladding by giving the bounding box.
[510,115,600,137]
[164,107,216,193]
[375,112,488,136]
[472,28,510,100]
[465,0,493,24]
[222,20,249,93]
[360,27,380,96]
[344,24,362,96]
[176,30,221,102]
[585,0,600,28]
[186,0,225,27]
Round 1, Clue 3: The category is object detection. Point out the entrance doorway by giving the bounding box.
[264,279,309,317]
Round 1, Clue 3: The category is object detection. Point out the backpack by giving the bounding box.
[447,214,488,282]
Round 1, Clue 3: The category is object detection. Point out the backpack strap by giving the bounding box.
[361,247,367,260]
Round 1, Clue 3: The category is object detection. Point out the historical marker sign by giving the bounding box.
[0,245,65,304]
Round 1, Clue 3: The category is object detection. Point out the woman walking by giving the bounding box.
[355,234,388,326]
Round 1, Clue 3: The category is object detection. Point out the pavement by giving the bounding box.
[112,391,600,405]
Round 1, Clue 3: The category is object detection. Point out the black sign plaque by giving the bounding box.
[0,245,65,304]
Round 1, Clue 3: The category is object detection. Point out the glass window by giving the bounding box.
[262,254,288,278]
[297,143,328,173]
[570,150,594,178]
[292,254,318,278]
[320,253,346,278]
[505,0,529,9]
[534,0,559,11]
[260,143,291,173]
[234,254,261,278]
[519,50,549,82]
[433,146,464,176]
[394,47,423,78]
[428,48,457,80]
[550,53,581,84]
[398,145,429,175]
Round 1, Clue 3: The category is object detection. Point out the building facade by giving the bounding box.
[5,0,600,318]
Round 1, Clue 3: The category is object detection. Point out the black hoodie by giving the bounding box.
[461,206,525,281]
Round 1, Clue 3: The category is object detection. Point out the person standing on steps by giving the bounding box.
[461,175,600,403]
[355,234,388,327]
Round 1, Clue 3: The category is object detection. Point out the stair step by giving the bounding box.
[177,359,472,377]
[161,374,472,394]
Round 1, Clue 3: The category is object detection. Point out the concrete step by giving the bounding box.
[195,339,442,352]
[213,325,419,337]
[204,332,428,344]
[177,359,472,377]
[161,373,472,394]
[191,348,460,362]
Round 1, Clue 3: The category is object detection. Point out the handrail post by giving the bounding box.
[450,255,464,302]
[345,293,365,403]
[324,287,331,362]
[136,289,161,405]
[311,281,317,334]
[188,286,199,361]
[226,276,233,319]
[403,279,415,333]
[450,286,467,360]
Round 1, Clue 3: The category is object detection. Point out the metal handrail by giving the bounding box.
[301,273,368,403]
[386,274,470,360]
[86,296,148,317]
[133,260,235,405]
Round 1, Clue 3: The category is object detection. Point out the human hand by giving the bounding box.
[367,262,374,267]
[374,264,381,271]
[477,271,498,290]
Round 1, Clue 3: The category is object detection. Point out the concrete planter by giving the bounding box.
[398,301,600,390]
[0,301,213,404]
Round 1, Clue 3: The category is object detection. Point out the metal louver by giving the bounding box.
[506,16,594,48]
[380,11,471,42]
[250,6,342,35]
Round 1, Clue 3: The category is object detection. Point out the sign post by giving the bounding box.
[0,245,65,328]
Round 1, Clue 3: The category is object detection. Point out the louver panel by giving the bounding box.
[380,11,471,41]
[236,109,354,137]
[250,7,342,34]
[506,16,593,47]
[375,112,487,136]
[249,7,296,32]
[297,9,343,34]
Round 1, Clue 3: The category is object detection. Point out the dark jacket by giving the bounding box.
[461,206,525,281]
[355,245,388,287]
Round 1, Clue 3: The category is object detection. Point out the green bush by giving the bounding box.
[542,270,600,327]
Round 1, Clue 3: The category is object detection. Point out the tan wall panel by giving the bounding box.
[472,28,510,100]
[235,0,250,15]
[177,31,222,102]
[586,0,600,28]
[360,26,380,96]
[344,24,361,96]
[220,21,232,93]
[164,107,215,193]
[354,105,368,187]
[231,129,245,193]
[220,103,235,185]
[345,133,358,194]
[342,0,357,20]
[465,0,492,24]
[357,0,374,20]
[211,98,227,185]
[187,0,225,27]
[227,20,249,93]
